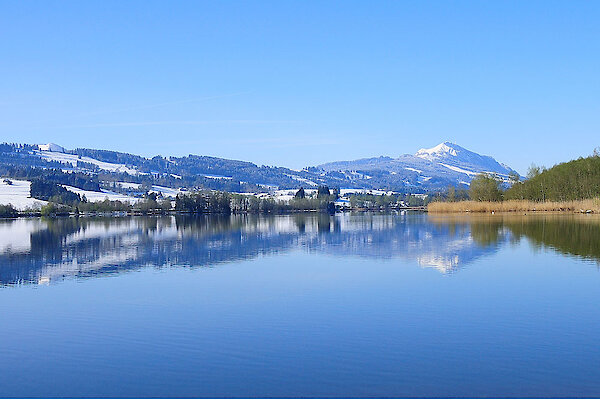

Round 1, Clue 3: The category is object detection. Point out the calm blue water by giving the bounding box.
[1,213,600,398]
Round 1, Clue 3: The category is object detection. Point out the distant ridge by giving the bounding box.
[318,141,519,188]
[0,141,519,193]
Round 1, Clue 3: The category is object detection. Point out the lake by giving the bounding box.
[1,212,600,398]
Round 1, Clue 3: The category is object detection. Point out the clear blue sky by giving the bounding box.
[1,1,598,174]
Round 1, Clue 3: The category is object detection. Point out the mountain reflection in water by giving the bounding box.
[1,213,599,286]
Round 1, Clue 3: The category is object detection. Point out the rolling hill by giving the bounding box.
[0,141,519,205]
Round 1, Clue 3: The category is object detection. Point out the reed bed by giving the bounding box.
[427,199,600,213]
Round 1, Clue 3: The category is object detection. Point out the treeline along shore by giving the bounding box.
[0,184,427,218]
[429,149,600,213]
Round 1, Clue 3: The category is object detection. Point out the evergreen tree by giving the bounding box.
[317,185,330,198]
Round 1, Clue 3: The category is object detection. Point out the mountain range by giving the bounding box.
[317,142,517,189]
[0,141,518,194]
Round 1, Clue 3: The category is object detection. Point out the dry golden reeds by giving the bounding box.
[427,199,600,213]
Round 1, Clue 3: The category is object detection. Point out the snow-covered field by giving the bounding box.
[0,179,47,210]
[275,194,295,201]
[150,185,188,198]
[202,174,232,180]
[340,188,398,196]
[260,188,399,202]
[0,176,406,212]
[63,186,140,203]
[116,182,142,190]
[0,178,142,209]
[38,150,138,175]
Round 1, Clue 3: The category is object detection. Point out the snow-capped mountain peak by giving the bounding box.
[318,141,519,190]
[413,141,513,176]
[415,141,459,161]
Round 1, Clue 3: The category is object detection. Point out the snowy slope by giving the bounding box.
[62,186,140,203]
[415,142,458,160]
[0,141,520,193]
[415,142,513,176]
[37,150,138,175]
[0,179,47,210]
[149,185,188,198]
[318,141,519,189]
[37,143,65,152]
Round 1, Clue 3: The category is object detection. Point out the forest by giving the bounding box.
[434,150,600,204]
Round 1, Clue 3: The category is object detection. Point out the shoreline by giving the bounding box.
[0,206,428,219]
[428,199,600,214]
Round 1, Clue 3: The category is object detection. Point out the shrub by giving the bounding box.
[0,204,18,217]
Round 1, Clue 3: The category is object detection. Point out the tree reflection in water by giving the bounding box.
[0,213,599,286]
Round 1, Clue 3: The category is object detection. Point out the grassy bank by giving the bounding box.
[428,199,600,213]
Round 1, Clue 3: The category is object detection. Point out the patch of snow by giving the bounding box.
[405,167,422,173]
[339,188,397,196]
[38,151,138,175]
[62,186,140,203]
[276,194,295,202]
[149,185,188,198]
[482,171,510,180]
[0,179,47,210]
[37,143,65,152]
[116,182,142,190]
[273,189,296,196]
[257,183,279,189]
[202,174,233,180]
[345,171,372,180]
[415,142,458,161]
[439,163,478,176]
